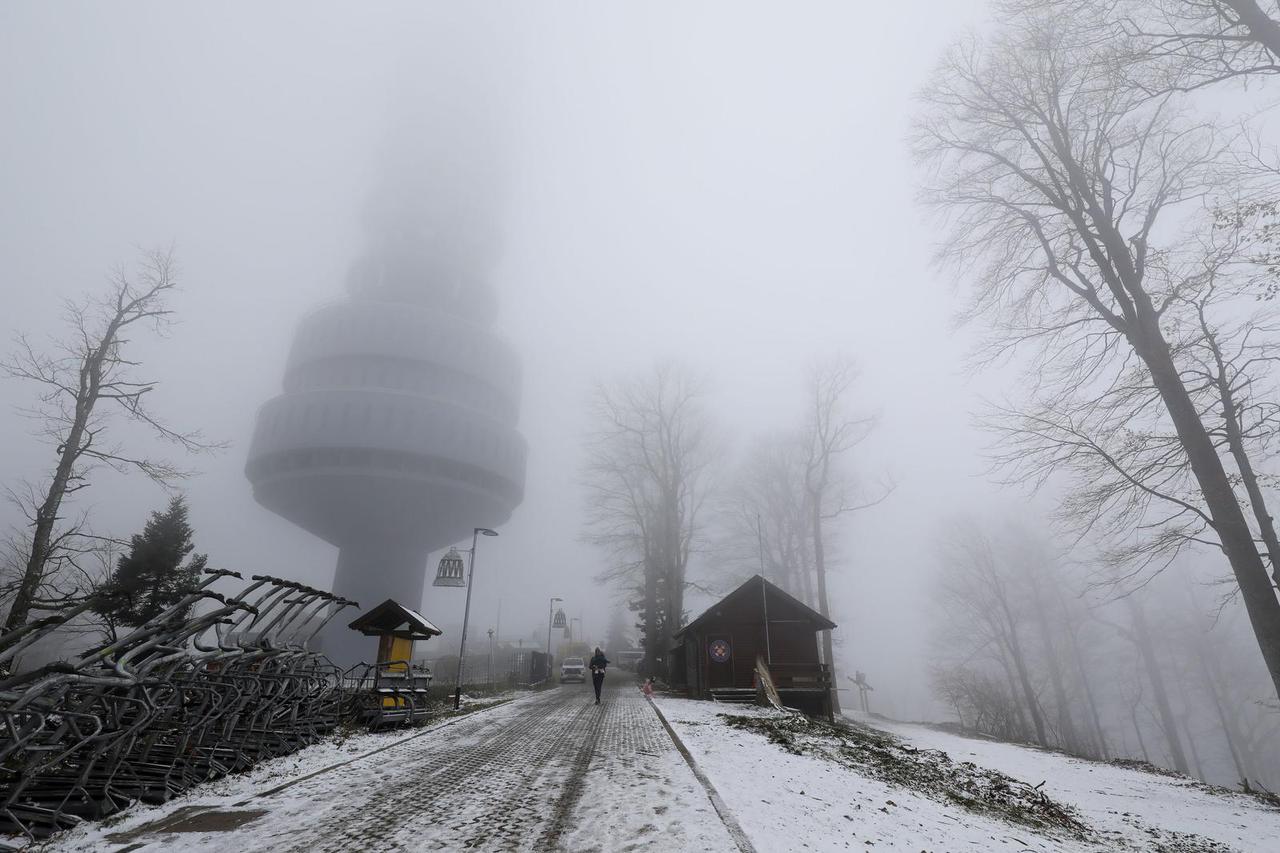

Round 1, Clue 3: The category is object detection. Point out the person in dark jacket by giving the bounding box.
[589,647,609,704]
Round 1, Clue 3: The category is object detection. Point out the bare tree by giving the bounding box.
[801,356,890,714]
[715,431,816,604]
[1101,596,1193,773]
[1181,203,1280,588]
[1005,1,1280,91]
[931,664,1029,741]
[1175,574,1280,788]
[1124,0,1280,89]
[916,8,1280,698]
[1013,530,1090,755]
[935,519,1051,747]
[1121,672,1155,763]
[1053,579,1113,758]
[1,249,220,635]
[583,363,716,676]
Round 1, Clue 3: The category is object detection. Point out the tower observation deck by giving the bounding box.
[245,221,526,665]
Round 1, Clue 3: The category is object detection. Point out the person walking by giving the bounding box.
[589,647,609,705]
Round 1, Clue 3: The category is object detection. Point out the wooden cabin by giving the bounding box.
[670,575,836,719]
[347,599,442,726]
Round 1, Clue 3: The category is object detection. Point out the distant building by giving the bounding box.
[245,204,526,665]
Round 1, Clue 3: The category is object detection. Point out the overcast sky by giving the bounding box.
[0,1,1028,716]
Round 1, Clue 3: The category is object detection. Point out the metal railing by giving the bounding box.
[766,662,833,689]
[0,570,356,843]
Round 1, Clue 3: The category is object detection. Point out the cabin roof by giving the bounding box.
[348,599,443,640]
[673,574,836,640]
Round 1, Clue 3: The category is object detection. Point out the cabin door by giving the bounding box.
[707,635,734,689]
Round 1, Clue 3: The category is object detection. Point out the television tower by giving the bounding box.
[245,172,526,664]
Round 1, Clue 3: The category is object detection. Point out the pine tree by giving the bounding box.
[605,606,631,655]
[96,496,207,631]
[629,574,672,674]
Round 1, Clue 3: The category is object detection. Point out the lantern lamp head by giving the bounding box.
[432,548,467,587]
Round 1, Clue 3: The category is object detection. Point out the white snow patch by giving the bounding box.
[875,716,1280,852]
[655,697,1087,852]
[559,719,739,852]
[655,697,1280,852]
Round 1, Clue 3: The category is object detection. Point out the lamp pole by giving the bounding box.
[487,628,495,689]
[757,512,772,665]
[454,527,498,710]
[546,596,562,679]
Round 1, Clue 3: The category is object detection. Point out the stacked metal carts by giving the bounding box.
[0,570,357,844]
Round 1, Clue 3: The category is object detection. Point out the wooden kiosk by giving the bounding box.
[670,575,836,719]
[347,599,442,726]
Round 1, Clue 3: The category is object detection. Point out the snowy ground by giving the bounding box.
[653,696,1280,853]
[20,684,739,852]
[878,717,1280,852]
[547,688,737,853]
[14,688,1277,851]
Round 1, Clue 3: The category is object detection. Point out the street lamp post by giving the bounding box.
[452,527,498,710]
[487,628,495,689]
[546,596,562,680]
[757,512,772,666]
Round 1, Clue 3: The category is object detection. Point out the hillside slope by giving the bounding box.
[653,697,1279,852]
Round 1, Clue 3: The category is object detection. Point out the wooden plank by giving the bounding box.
[754,655,784,711]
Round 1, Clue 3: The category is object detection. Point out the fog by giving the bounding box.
[3,0,1013,720]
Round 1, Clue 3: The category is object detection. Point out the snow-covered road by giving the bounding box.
[39,682,739,852]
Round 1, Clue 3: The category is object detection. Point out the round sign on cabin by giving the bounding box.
[709,639,731,663]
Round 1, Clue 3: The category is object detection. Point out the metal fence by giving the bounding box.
[416,648,550,690]
[0,569,356,843]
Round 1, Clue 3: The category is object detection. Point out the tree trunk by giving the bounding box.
[1214,367,1280,588]
[3,358,99,634]
[1028,568,1081,754]
[1196,635,1253,784]
[993,581,1047,747]
[643,551,659,677]
[660,497,684,678]
[664,558,682,676]
[1130,704,1151,763]
[1224,0,1280,59]
[1181,714,1206,783]
[1057,585,1108,759]
[1127,597,1191,775]
[1042,633,1081,754]
[996,651,1033,742]
[1003,618,1048,748]
[810,499,840,715]
[1136,326,1280,700]
[797,536,816,610]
